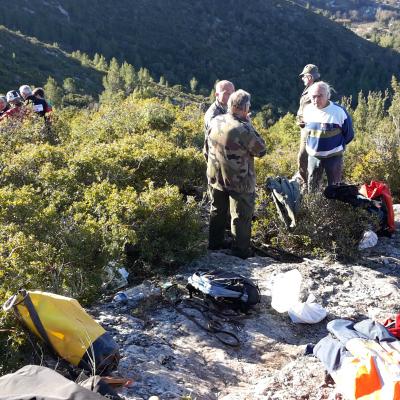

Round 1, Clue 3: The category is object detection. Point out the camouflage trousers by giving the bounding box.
[208,186,255,258]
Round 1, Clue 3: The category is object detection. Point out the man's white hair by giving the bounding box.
[19,85,32,99]
[228,89,251,113]
[309,81,331,99]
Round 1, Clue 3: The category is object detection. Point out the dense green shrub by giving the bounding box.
[138,100,176,131]
[69,135,205,191]
[0,95,208,373]
[169,104,204,149]
[0,143,67,187]
[253,189,380,260]
[255,113,298,184]
[343,82,400,196]
[134,183,205,266]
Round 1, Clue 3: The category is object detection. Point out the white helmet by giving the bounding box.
[6,90,22,103]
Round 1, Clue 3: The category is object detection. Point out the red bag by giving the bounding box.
[359,181,395,233]
[384,314,400,339]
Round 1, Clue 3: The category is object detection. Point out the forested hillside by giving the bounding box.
[294,0,400,53]
[295,0,400,21]
[1,0,400,109]
[0,25,102,94]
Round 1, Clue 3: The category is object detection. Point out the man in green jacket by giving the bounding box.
[207,89,266,259]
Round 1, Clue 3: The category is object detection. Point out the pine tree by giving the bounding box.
[44,76,63,108]
[138,67,153,84]
[100,58,125,103]
[389,76,400,134]
[190,76,198,93]
[120,62,137,95]
[93,53,101,66]
[353,91,368,135]
[63,77,77,94]
[96,54,108,72]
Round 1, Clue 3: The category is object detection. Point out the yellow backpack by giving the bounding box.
[3,290,120,374]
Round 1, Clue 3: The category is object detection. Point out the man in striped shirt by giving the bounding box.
[303,81,354,192]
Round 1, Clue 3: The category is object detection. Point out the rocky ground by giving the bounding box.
[91,205,400,400]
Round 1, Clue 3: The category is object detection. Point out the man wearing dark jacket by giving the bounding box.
[296,64,321,190]
[203,80,235,160]
[19,85,49,118]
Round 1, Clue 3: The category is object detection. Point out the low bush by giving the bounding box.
[0,96,207,374]
[253,189,380,261]
[69,135,205,191]
[255,113,299,185]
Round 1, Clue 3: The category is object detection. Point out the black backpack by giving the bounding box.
[323,184,388,234]
[187,270,261,312]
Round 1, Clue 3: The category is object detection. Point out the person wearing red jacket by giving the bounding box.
[0,90,27,121]
[0,96,10,118]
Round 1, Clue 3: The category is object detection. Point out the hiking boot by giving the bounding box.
[208,240,232,251]
[231,247,254,259]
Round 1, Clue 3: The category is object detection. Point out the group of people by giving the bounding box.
[0,85,52,122]
[204,65,355,259]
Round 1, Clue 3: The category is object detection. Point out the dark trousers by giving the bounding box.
[308,154,343,192]
[208,186,255,257]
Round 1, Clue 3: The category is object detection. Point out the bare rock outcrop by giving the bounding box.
[93,205,400,400]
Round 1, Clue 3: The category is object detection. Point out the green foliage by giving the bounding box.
[0,96,207,279]
[63,77,77,94]
[62,93,94,109]
[255,113,298,185]
[190,76,198,93]
[133,183,205,266]
[1,1,400,110]
[100,58,125,103]
[44,76,63,108]
[253,189,379,260]
[139,100,176,131]
[344,81,400,193]
[0,95,207,373]
[169,104,204,149]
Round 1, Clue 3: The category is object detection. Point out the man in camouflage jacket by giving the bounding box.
[207,89,266,259]
[203,80,235,160]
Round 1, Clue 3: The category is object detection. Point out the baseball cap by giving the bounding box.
[299,64,320,80]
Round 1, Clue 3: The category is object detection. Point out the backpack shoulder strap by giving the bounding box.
[17,290,56,353]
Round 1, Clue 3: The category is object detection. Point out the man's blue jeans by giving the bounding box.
[308,154,343,192]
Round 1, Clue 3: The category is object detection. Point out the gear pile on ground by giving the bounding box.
[85,206,400,400]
